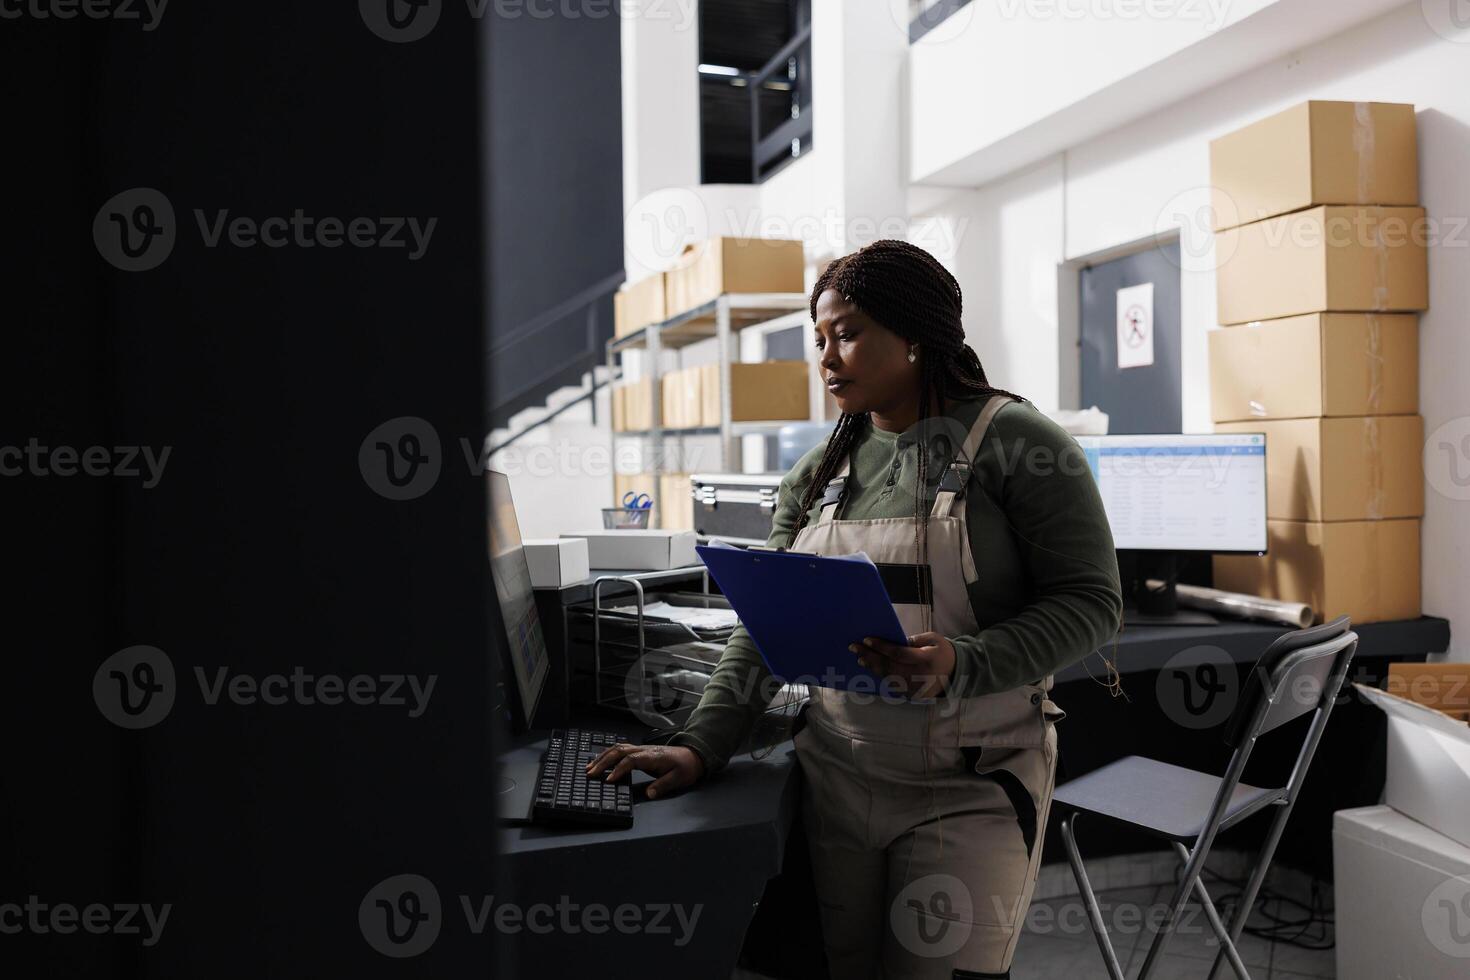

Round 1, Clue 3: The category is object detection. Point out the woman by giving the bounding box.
[588,240,1122,979]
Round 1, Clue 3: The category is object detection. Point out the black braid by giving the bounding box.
[791,240,1027,579]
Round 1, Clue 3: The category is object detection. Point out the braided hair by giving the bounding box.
[792,240,1025,611]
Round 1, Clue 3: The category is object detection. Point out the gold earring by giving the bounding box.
[907,346,917,364]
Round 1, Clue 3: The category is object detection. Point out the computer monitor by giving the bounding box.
[1075,433,1267,554]
[488,469,548,732]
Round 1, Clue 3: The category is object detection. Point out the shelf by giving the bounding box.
[612,419,814,438]
[729,419,814,435]
[607,292,808,353]
[613,426,720,437]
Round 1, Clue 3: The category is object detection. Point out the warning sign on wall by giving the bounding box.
[1116,282,1154,370]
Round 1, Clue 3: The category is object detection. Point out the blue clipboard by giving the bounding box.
[695,544,908,692]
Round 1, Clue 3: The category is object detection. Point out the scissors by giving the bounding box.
[621,491,653,510]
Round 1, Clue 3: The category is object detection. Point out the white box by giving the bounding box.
[1357,683,1470,849]
[522,537,589,589]
[1333,805,1470,979]
[561,529,698,571]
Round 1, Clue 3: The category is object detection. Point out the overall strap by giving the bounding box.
[814,457,851,525]
[931,394,1016,519]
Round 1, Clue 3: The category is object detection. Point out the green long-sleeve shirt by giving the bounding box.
[671,395,1123,774]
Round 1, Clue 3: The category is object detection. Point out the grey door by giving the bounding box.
[1079,243,1182,434]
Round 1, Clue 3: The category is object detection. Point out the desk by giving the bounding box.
[516,566,1449,973]
[496,727,801,979]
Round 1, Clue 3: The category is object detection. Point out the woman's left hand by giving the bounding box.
[850,631,956,700]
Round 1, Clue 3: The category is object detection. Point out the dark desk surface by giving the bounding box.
[499,734,798,861]
[496,729,800,979]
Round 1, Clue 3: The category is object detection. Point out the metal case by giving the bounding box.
[690,472,783,542]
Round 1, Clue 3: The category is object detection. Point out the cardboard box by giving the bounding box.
[1215,206,1428,325]
[1212,517,1420,624]
[699,363,720,426]
[660,367,703,430]
[1387,662,1470,715]
[1209,313,1418,421]
[563,529,698,571]
[658,472,694,530]
[521,537,590,588]
[1357,684,1470,849]
[664,237,805,317]
[1214,415,1423,521]
[695,361,810,426]
[613,378,658,432]
[1333,805,1470,980]
[1209,101,1419,231]
[614,272,666,338]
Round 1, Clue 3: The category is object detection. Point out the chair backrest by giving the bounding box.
[1224,616,1357,749]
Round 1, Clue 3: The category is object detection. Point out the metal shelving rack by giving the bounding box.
[573,574,808,736]
[605,292,815,529]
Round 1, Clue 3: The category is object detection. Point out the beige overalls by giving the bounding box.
[789,395,1063,980]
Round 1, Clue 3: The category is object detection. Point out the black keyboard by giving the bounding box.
[531,728,634,830]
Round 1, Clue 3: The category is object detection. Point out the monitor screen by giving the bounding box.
[488,470,548,729]
[1075,433,1267,554]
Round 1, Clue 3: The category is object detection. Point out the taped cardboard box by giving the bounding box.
[1214,415,1423,521]
[1215,206,1428,325]
[1212,517,1420,624]
[1209,101,1418,232]
[1386,662,1470,717]
[614,272,666,338]
[1208,313,1418,422]
[664,237,805,318]
[697,361,810,426]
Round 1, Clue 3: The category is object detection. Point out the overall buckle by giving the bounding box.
[820,476,846,509]
[937,459,972,496]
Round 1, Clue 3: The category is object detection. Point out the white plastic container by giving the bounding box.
[1333,805,1470,979]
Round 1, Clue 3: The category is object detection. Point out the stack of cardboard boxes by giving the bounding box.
[1208,101,1428,624]
[610,236,809,530]
[661,361,810,429]
[612,236,806,335]
[663,237,805,318]
[614,272,667,339]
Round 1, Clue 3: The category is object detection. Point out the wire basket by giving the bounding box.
[602,506,651,529]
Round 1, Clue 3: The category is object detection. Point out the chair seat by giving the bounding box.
[1053,756,1287,841]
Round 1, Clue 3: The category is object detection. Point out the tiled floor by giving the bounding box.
[1012,883,1335,979]
[734,876,1337,979]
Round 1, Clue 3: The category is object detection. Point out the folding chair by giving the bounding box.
[1052,616,1358,980]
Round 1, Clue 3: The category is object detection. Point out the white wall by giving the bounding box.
[912,157,1068,412]
[907,0,1407,185]
[916,2,1470,656]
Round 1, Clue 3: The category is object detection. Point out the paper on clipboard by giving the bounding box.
[704,538,877,567]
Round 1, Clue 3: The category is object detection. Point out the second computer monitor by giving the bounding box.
[1075,433,1267,555]
[489,469,549,731]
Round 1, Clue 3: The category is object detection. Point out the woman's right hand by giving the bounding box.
[584,742,706,799]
